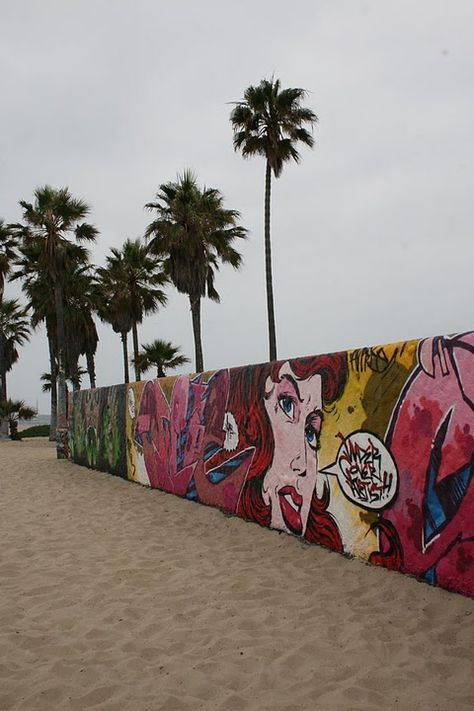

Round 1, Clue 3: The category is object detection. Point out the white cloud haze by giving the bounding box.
[1,0,473,413]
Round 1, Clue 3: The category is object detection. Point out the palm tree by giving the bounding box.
[0,399,36,440]
[100,239,167,382]
[95,263,134,384]
[145,170,246,372]
[17,186,98,458]
[0,299,30,403]
[0,217,21,434]
[0,299,30,438]
[41,367,87,394]
[15,243,59,438]
[230,77,317,361]
[13,239,96,438]
[133,339,189,378]
[0,219,18,299]
[62,263,99,390]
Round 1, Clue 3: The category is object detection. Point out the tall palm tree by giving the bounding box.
[95,263,134,384]
[0,298,30,404]
[133,339,189,378]
[14,241,59,438]
[62,262,99,389]
[101,239,167,382]
[0,221,20,437]
[17,186,98,458]
[230,77,317,361]
[0,219,18,300]
[145,170,246,372]
[13,239,96,439]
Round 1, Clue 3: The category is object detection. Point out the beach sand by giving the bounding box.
[0,439,473,711]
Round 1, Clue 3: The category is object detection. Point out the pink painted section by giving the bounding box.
[378,334,474,596]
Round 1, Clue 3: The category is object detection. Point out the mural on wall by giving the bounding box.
[70,384,126,477]
[70,331,474,597]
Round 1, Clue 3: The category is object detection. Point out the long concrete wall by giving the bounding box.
[69,331,474,597]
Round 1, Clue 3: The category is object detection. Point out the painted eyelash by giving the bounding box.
[278,394,297,404]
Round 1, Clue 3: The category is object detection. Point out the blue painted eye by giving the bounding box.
[278,395,295,419]
[305,425,318,450]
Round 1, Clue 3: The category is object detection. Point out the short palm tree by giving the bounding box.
[145,170,246,372]
[100,239,167,382]
[17,186,98,457]
[133,339,189,378]
[0,399,36,440]
[230,77,317,361]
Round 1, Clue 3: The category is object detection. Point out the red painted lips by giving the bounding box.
[278,485,303,535]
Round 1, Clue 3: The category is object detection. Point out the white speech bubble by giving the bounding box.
[321,431,398,510]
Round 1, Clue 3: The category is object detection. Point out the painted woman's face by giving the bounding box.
[262,362,323,536]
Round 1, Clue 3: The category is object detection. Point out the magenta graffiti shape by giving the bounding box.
[134,371,254,513]
[135,375,207,495]
[381,333,474,596]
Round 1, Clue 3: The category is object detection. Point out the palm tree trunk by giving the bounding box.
[71,364,81,392]
[10,418,19,441]
[48,331,57,442]
[66,384,70,421]
[264,159,277,361]
[189,295,204,373]
[121,332,130,384]
[86,349,96,388]
[157,366,165,378]
[1,372,7,401]
[0,338,7,438]
[132,322,141,382]
[54,283,68,459]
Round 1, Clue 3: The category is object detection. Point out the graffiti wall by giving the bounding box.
[69,332,474,597]
[70,384,127,477]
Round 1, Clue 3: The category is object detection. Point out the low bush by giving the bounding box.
[20,424,50,438]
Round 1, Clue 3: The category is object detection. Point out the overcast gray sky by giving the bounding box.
[1,0,473,414]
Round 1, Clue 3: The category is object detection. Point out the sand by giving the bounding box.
[0,440,473,711]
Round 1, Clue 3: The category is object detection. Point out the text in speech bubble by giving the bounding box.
[321,431,398,510]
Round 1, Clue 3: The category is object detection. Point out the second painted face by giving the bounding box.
[262,362,323,536]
